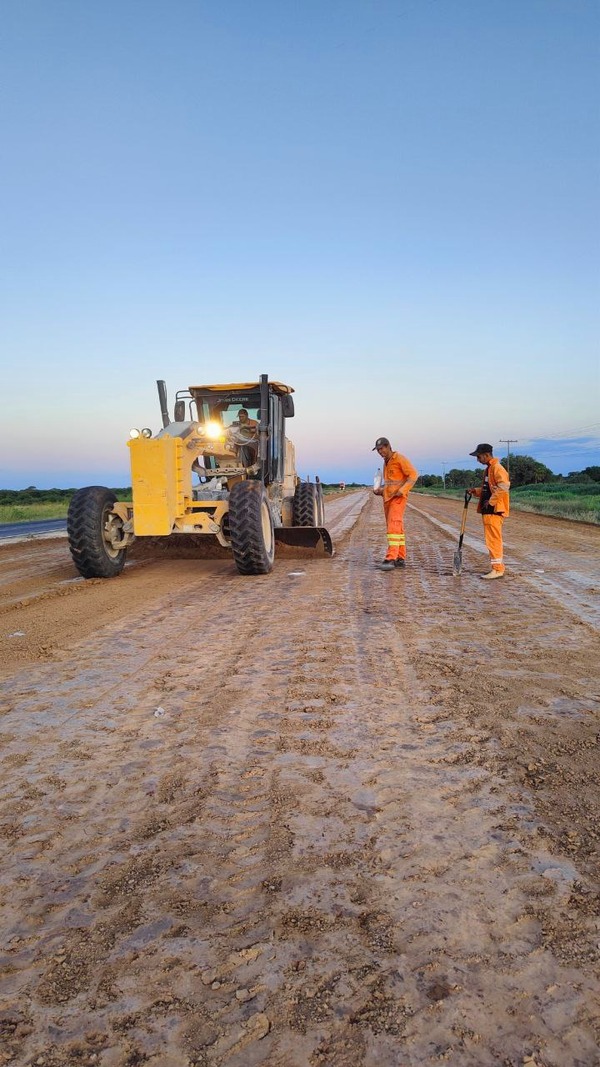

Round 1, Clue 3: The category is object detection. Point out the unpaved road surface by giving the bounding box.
[1,493,599,1067]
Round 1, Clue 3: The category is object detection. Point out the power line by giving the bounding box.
[528,422,600,441]
[524,447,600,460]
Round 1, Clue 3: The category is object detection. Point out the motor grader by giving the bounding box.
[67,375,333,578]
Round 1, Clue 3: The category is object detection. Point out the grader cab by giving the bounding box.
[67,375,333,578]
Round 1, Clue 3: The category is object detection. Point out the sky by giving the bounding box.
[1,0,599,488]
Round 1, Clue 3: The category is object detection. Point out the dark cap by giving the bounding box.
[372,437,390,451]
[469,443,493,456]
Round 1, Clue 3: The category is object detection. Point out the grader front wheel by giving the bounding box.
[229,481,275,575]
[67,486,128,579]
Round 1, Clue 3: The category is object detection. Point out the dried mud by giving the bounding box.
[0,492,598,1067]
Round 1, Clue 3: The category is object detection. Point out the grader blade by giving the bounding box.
[274,526,334,556]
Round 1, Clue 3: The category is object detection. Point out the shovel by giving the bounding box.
[452,490,472,576]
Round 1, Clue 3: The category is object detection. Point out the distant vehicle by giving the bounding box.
[339,481,346,491]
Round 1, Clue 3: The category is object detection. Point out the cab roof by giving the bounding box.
[189,381,294,395]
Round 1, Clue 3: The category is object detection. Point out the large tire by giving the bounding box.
[67,486,127,579]
[293,481,319,527]
[229,481,275,575]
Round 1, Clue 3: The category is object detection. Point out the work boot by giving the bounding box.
[394,559,406,568]
[480,570,504,580]
[375,560,395,571]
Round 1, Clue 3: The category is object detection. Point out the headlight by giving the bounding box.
[129,428,140,438]
[204,420,223,439]
[141,428,152,438]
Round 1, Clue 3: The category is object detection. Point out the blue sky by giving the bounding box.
[1,0,598,488]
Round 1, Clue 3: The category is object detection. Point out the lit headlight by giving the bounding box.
[141,428,152,438]
[129,428,140,439]
[204,420,223,439]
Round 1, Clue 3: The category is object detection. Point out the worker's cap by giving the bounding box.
[469,443,493,456]
[372,437,390,451]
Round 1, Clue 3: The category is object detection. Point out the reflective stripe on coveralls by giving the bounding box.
[482,514,505,573]
[384,496,408,561]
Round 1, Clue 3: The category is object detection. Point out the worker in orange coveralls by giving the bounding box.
[468,443,510,580]
[372,437,418,571]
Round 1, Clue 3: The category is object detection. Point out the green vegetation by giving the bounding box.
[414,482,600,524]
[1,473,598,524]
[510,483,600,523]
[417,457,600,491]
[0,488,131,525]
[0,501,71,523]
[0,483,359,522]
[413,455,600,523]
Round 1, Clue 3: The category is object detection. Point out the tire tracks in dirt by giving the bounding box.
[0,493,598,1066]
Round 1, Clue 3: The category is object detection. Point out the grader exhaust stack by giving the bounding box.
[157,379,170,429]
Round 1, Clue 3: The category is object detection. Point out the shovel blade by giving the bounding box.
[452,549,462,576]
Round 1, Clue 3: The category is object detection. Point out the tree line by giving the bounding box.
[0,487,131,504]
[0,482,365,504]
[1,465,599,501]
[417,457,600,489]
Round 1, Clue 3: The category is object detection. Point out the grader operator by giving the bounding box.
[67,375,332,578]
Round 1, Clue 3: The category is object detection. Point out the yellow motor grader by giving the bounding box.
[67,375,333,578]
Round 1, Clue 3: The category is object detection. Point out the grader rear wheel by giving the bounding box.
[67,486,127,579]
[229,481,275,575]
[293,482,320,527]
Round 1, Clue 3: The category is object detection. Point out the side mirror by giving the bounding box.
[174,400,186,422]
[281,395,294,418]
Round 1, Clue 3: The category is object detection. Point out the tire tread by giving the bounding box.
[67,486,126,579]
[229,481,274,575]
[293,482,318,526]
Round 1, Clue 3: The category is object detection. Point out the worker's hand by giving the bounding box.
[373,487,384,496]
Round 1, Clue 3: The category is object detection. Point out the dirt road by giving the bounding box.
[1,493,599,1067]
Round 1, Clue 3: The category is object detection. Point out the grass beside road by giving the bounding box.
[510,483,600,523]
[413,484,600,524]
[0,490,132,525]
[0,502,70,523]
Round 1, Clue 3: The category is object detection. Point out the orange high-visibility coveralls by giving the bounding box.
[382,452,419,561]
[470,458,510,573]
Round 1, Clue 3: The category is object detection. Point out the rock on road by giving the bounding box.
[0,492,599,1067]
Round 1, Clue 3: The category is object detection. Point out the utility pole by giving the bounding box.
[441,462,448,489]
[499,439,518,476]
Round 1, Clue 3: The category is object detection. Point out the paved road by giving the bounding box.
[0,518,67,540]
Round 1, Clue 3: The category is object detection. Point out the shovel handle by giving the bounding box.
[458,491,472,542]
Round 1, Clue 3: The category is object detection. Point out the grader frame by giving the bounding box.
[67,374,332,578]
